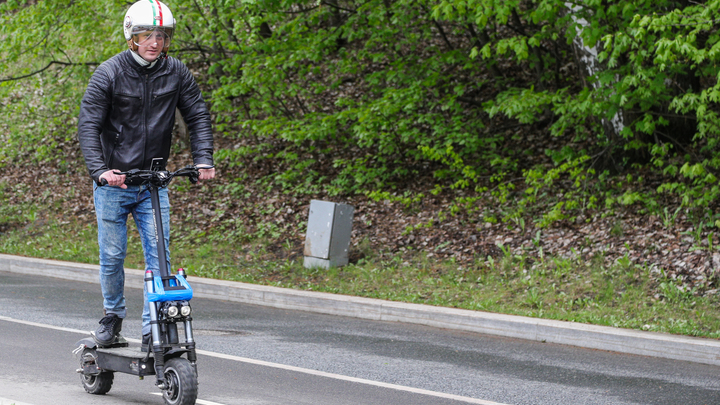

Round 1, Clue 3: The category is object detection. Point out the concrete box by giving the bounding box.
[303,200,354,269]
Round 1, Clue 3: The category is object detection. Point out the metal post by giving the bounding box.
[304,200,354,269]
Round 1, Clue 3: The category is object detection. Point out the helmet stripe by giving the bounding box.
[146,0,163,26]
[156,1,164,26]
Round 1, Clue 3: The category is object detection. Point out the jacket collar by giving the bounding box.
[121,50,165,75]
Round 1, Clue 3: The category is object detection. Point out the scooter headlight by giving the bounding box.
[167,305,180,318]
[180,304,191,317]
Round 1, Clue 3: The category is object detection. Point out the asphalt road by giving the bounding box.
[1,270,719,405]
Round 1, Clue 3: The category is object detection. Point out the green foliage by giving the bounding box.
[2,0,720,228]
[186,0,502,194]
[189,0,720,226]
[0,0,124,164]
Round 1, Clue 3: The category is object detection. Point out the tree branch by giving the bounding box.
[467,24,503,79]
[321,0,358,14]
[0,60,98,83]
[418,2,453,51]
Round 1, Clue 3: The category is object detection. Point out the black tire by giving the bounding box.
[80,349,114,395]
[163,357,198,405]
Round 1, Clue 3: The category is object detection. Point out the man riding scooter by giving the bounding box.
[77,0,216,349]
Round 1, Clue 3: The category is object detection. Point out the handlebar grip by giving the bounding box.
[99,178,108,186]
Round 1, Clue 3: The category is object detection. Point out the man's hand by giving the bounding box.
[99,170,127,189]
[197,164,216,181]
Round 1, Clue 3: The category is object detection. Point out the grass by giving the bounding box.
[2,216,720,339]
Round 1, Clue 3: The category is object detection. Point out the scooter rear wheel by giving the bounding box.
[80,349,114,395]
[163,357,198,405]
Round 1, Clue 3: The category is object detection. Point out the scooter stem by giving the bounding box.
[149,184,171,284]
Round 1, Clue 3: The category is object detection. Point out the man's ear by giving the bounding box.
[127,39,137,52]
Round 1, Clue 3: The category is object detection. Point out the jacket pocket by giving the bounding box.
[152,88,177,107]
[111,93,142,120]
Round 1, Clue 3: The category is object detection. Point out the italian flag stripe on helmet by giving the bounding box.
[147,0,163,26]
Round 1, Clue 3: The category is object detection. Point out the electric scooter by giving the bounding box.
[73,158,204,405]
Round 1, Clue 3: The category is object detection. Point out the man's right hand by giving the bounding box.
[99,170,127,189]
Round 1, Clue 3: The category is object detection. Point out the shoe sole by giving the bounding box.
[91,331,124,347]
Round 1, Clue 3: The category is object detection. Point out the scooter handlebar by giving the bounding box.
[97,170,129,187]
[97,166,207,187]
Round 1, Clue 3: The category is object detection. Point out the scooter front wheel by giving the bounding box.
[163,357,198,405]
[79,349,114,395]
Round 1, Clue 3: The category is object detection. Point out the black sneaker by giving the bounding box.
[93,314,123,346]
[141,333,152,352]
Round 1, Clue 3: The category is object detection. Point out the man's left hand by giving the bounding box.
[197,164,216,181]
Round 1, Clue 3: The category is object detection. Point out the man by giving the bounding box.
[77,0,215,349]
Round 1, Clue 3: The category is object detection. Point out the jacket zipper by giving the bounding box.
[107,125,123,168]
[142,73,149,170]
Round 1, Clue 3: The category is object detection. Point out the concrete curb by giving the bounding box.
[2,253,719,366]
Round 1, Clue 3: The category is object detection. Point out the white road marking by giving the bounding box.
[0,315,509,405]
[194,348,508,404]
[0,397,35,405]
[0,315,99,336]
[150,392,225,405]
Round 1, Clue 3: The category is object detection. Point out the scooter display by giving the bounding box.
[73,159,204,405]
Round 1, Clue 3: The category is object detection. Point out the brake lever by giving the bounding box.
[189,173,199,184]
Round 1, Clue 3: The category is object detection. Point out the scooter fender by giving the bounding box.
[74,337,98,352]
[73,337,100,376]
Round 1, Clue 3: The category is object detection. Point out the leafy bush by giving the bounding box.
[2,0,720,226]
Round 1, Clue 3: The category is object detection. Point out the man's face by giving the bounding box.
[134,29,168,62]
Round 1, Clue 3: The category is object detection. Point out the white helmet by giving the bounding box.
[123,0,175,57]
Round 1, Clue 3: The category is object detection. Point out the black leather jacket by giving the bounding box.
[78,50,214,184]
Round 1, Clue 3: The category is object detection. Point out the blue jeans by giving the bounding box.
[93,183,171,336]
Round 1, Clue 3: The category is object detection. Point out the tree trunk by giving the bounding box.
[566,3,624,140]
